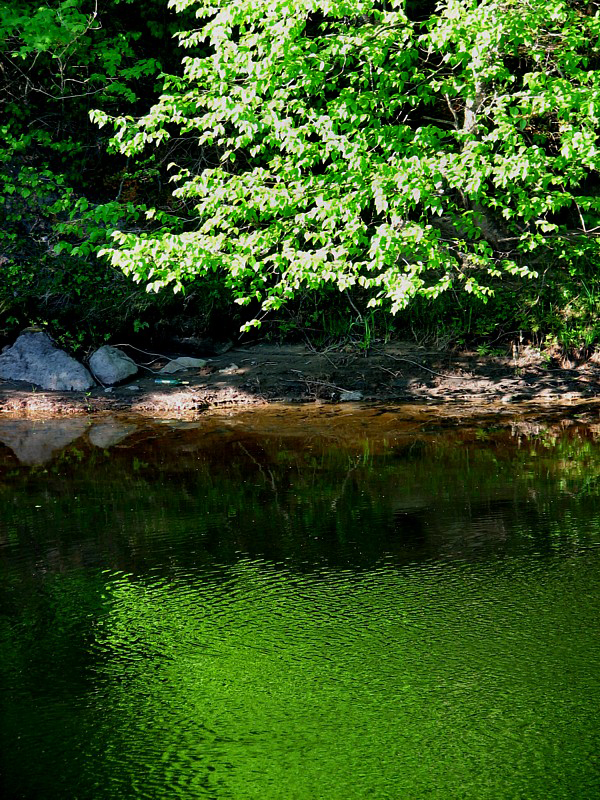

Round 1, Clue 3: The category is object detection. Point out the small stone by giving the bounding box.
[126,384,141,391]
[159,361,184,374]
[339,390,363,402]
[160,356,207,374]
[218,364,240,375]
[173,356,207,368]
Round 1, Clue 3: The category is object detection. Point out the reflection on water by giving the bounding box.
[87,417,138,450]
[1,410,599,799]
[0,418,90,465]
[0,416,138,465]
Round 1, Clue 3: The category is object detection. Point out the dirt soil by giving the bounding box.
[0,341,599,422]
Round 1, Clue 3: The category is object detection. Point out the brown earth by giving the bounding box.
[0,341,599,423]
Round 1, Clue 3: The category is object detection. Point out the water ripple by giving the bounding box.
[2,423,600,798]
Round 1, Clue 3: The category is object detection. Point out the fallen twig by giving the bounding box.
[377,352,476,380]
[287,371,354,393]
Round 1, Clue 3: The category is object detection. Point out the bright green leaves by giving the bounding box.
[93,0,600,329]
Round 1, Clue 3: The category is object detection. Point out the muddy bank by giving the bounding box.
[0,341,598,422]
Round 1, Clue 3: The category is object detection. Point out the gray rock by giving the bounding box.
[160,356,207,374]
[0,331,95,391]
[339,390,363,402]
[0,419,89,465]
[179,356,206,367]
[159,361,184,374]
[218,363,240,375]
[89,345,138,385]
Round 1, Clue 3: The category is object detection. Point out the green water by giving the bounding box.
[1,410,599,799]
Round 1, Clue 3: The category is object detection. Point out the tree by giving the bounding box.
[91,0,599,330]
[0,0,191,341]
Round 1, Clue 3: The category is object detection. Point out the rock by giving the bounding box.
[89,345,138,385]
[0,331,95,391]
[0,419,89,465]
[173,356,208,368]
[218,363,240,375]
[339,390,363,402]
[160,362,184,374]
[160,356,207,374]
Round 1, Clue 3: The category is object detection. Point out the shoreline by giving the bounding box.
[0,341,598,422]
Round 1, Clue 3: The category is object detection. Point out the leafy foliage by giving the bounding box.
[94,0,600,331]
[1,0,598,347]
[0,0,197,343]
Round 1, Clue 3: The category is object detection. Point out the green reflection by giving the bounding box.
[1,419,600,799]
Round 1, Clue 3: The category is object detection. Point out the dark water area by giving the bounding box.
[1,408,599,799]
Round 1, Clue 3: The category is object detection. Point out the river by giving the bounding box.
[1,408,599,799]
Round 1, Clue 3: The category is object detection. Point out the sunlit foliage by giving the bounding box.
[93,0,600,329]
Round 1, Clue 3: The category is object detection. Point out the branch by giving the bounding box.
[498,230,600,243]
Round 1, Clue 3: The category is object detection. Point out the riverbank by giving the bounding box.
[0,341,598,421]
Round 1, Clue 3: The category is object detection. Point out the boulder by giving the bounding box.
[89,345,138,385]
[0,331,95,391]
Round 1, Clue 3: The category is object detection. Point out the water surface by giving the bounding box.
[1,409,599,799]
